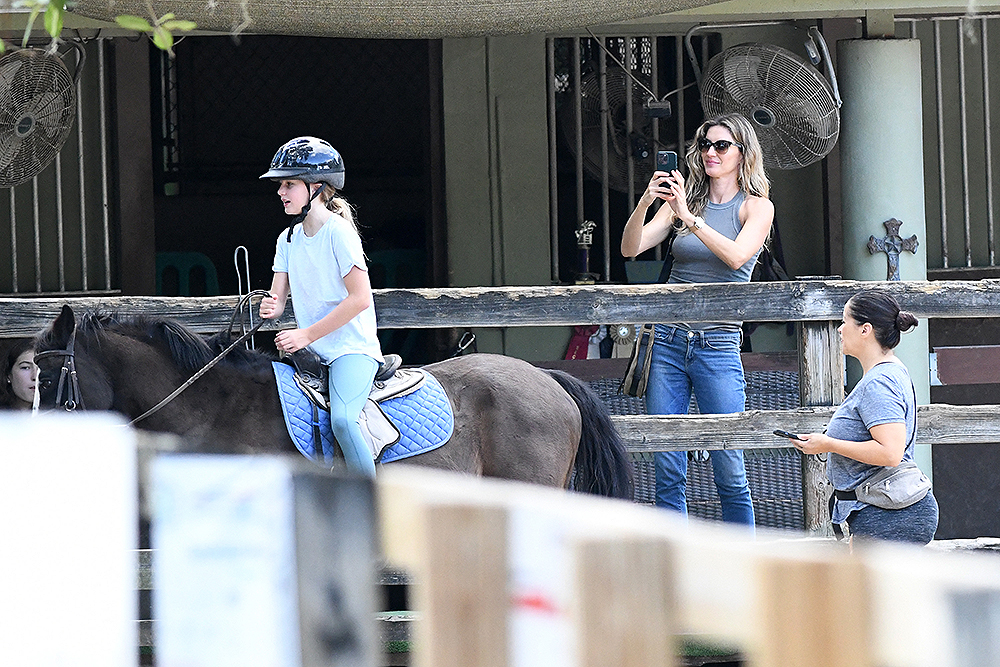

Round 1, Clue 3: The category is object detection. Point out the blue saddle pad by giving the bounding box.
[272,362,454,466]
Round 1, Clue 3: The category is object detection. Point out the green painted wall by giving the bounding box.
[442,35,571,360]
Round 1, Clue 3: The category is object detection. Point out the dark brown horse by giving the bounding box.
[34,306,633,498]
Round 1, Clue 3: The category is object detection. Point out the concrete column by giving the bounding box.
[838,38,932,475]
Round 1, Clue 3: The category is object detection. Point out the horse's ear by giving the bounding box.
[51,304,77,344]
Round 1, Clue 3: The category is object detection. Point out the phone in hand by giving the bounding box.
[773,429,805,441]
[656,150,678,174]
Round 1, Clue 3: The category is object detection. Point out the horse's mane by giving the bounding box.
[39,310,276,374]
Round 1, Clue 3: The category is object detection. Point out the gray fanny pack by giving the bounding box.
[835,460,931,510]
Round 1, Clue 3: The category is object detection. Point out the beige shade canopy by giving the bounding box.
[71,0,723,38]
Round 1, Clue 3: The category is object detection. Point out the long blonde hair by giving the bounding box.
[316,185,358,232]
[683,113,770,217]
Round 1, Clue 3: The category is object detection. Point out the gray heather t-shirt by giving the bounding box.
[826,361,917,524]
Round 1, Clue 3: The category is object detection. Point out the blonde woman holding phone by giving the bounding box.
[621,113,773,528]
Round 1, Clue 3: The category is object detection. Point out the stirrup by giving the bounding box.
[375,354,402,382]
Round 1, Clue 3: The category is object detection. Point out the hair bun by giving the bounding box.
[896,310,918,332]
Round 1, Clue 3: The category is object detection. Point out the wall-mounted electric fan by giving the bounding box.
[559,66,657,193]
[695,26,842,170]
[0,44,84,188]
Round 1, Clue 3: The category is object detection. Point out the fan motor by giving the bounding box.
[750,107,776,128]
[15,115,36,138]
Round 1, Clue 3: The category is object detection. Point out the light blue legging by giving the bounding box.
[328,353,379,478]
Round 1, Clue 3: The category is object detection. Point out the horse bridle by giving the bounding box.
[34,326,85,412]
[33,291,271,421]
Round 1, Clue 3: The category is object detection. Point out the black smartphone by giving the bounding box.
[773,429,805,441]
[656,150,678,174]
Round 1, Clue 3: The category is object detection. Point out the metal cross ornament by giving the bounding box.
[867,218,918,281]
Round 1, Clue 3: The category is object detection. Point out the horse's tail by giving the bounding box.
[544,369,634,500]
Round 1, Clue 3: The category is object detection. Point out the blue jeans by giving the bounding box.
[645,325,755,527]
[328,353,379,478]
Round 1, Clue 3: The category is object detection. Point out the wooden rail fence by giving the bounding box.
[378,464,1000,667]
[4,279,1000,335]
[5,279,1000,532]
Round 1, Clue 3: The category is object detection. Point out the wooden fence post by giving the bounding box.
[797,320,844,535]
[756,550,872,667]
[416,503,509,667]
[0,413,138,667]
[152,455,379,667]
[574,538,676,667]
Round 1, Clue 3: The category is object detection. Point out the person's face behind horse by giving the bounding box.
[33,305,302,454]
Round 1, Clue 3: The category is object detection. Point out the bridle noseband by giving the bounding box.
[34,327,85,412]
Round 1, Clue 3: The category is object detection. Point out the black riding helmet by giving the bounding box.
[261,136,345,187]
[261,137,346,240]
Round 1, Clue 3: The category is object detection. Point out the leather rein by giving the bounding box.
[35,291,272,426]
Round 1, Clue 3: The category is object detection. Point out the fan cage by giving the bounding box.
[558,66,656,193]
[0,48,78,188]
[700,43,839,170]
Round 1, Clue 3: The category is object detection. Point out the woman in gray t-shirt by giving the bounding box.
[782,290,938,544]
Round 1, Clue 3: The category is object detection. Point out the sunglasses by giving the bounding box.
[697,138,743,154]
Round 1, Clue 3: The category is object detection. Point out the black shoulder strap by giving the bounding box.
[656,226,678,284]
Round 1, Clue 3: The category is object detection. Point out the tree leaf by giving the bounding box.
[115,15,153,32]
[152,25,174,52]
[161,19,197,32]
[44,1,65,39]
[22,5,42,47]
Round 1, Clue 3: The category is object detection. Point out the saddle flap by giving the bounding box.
[359,399,401,461]
[293,372,329,411]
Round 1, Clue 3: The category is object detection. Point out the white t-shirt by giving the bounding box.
[272,213,383,364]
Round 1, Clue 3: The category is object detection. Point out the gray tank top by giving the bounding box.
[668,190,761,330]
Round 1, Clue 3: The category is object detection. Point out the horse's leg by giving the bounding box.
[406,355,581,487]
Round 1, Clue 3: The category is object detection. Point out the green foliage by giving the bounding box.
[0,0,195,56]
[115,12,197,55]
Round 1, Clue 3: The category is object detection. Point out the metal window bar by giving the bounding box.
[934,20,949,268]
[984,18,997,265]
[599,39,610,282]
[77,42,89,291]
[624,37,636,283]
[8,189,16,292]
[98,40,112,289]
[547,38,560,283]
[55,153,65,291]
[548,33,700,283]
[2,38,114,295]
[573,36,584,269]
[32,179,41,292]
[902,14,1000,271]
[958,17,972,268]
